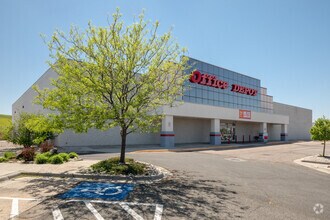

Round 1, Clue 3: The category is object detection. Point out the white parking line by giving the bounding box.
[69,199,160,207]
[119,202,144,220]
[67,199,164,220]
[10,198,18,218]
[0,196,38,219]
[154,204,164,220]
[224,157,246,162]
[52,207,64,220]
[0,197,38,201]
[0,197,163,220]
[84,201,104,220]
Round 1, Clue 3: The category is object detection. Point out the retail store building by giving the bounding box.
[13,57,312,149]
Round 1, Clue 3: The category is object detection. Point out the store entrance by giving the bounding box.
[220,122,236,142]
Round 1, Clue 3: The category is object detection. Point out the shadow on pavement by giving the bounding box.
[130,170,247,219]
[16,171,248,219]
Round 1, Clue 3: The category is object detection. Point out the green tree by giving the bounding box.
[34,9,188,163]
[0,115,12,140]
[310,116,330,157]
[5,113,59,147]
[25,113,62,144]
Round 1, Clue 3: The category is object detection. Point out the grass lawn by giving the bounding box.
[0,114,11,127]
[0,114,12,140]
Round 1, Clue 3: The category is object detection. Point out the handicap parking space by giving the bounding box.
[59,182,135,200]
[0,171,244,219]
[51,200,163,220]
[52,181,163,219]
[0,176,165,220]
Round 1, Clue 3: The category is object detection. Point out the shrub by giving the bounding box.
[39,141,54,153]
[48,155,64,164]
[0,157,9,163]
[35,153,49,164]
[21,147,36,161]
[43,151,52,158]
[58,153,69,162]
[6,113,58,147]
[68,152,78,159]
[91,157,146,175]
[4,151,16,159]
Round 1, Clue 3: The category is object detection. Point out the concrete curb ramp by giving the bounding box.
[294,157,330,175]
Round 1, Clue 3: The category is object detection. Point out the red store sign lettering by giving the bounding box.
[189,70,258,96]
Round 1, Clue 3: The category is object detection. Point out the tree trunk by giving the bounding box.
[323,140,326,157]
[120,128,127,164]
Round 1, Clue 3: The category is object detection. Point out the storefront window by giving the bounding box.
[183,57,269,113]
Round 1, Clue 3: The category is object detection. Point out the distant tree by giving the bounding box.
[34,9,188,163]
[310,116,330,157]
[0,115,12,140]
[25,113,62,145]
[0,122,12,140]
[5,113,60,147]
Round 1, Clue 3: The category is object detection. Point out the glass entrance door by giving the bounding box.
[220,123,236,142]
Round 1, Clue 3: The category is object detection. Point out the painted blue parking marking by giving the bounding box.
[59,182,134,200]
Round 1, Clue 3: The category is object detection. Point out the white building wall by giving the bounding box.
[174,117,210,143]
[12,68,57,118]
[12,67,312,149]
[163,102,289,125]
[268,124,281,141]
[57,128,159,147]
[12,68,160,147]
[273,102,312,140]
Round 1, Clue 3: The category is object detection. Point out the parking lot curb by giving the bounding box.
[301,160,330,165]
[294,158,330,175]
[0,164,171,183]
[0,171,22,182]
[21,171,166,181]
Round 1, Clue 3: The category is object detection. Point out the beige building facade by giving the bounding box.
[13,57,312,150]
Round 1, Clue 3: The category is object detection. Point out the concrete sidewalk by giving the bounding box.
[0,160,98,180]
[58,140,297,154]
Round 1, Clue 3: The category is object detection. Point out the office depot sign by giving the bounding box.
[189,70,258,96]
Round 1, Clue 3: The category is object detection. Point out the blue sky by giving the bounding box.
[1,0,329,120]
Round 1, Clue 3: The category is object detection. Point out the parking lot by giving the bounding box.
[0,141,329,219]
[0,172,244,219]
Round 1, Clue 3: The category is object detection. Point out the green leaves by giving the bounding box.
[35,9,189,136]
[310,116,330,156]
[310,116,330,141]
[7,113,59,146]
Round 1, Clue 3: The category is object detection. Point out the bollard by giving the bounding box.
[243,135,244,143]
[249,135,251,143]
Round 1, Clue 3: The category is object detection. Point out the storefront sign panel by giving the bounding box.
[239,110,251,119]
[189,70,258,96]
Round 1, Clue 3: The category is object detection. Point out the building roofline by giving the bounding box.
[273,101,312,112]
[187,56,261,82]
[12,66,53,107]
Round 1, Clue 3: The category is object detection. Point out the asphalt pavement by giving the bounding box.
[81,141,330,219]
[0,141,329,219]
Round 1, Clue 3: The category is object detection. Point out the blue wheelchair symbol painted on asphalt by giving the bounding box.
[59,182,134,200]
